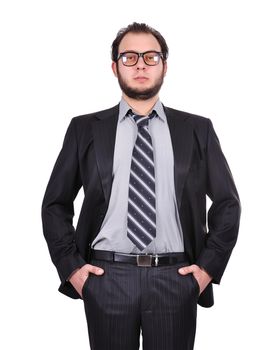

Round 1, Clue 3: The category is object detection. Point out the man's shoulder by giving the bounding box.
[164,106,209,124]
[72,104,119,125]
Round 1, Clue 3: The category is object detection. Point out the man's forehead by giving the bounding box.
[119,32,161,52]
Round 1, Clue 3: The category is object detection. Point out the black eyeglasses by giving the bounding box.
[117,51,164,66]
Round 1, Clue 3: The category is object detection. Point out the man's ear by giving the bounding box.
[163,61,168,77]
[111,62,118,77]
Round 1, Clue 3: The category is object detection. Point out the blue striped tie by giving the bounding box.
[127,110,157,251]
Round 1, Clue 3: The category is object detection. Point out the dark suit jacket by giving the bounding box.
[41,104,241,308]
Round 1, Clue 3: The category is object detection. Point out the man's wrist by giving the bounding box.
[200,266,213,281]
[67,268,80,282]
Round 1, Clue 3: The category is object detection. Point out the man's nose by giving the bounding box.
[136,56,146,69]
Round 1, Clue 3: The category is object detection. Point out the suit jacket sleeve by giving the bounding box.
[196,119,241,284]
[41,118,86,283]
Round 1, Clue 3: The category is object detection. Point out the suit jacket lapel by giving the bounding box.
[164,106,194,210]
[92,105,119,204]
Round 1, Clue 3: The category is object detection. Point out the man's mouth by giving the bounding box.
[134,76,149,82]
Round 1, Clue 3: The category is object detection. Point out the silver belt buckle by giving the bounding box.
[136,254,153,267]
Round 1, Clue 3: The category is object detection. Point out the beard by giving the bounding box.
[117,69,165,101]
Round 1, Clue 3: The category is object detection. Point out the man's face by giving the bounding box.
[112,32,167,100]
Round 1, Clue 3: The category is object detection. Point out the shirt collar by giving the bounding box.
[118,97,166,122]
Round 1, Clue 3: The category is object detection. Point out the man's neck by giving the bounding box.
[122,93,159,116]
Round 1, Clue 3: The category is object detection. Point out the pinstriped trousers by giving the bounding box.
[83,258,199,350]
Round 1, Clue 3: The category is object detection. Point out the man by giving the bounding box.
[42,22,241,350]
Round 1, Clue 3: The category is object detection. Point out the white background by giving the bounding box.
[1,0,276,349]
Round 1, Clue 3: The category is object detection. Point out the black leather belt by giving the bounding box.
[91,249,188,267]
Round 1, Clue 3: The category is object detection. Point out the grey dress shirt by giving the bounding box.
[92,98,184,254]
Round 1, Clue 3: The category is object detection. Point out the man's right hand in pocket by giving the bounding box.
[69,264,104,298]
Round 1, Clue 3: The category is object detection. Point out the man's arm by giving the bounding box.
[196,119,241,283]
[41,118,86,284]
[179,119,241,291]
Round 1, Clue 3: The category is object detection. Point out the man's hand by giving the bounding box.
[178,264,212,295]
[69,264,104,298]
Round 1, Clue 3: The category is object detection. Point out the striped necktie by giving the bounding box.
[127,110,157,251]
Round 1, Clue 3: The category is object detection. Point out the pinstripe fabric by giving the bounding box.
[83,257,198,350]
[127,111,157,250]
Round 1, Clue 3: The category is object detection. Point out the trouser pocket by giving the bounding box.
[190,274,200,296]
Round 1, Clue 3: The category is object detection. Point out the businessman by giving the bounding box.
[42,22,241,350]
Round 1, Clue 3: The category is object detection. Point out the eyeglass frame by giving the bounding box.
[116,50,165,66]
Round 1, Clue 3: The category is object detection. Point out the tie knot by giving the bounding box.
[134,115,149,128]
[128,110,157,128]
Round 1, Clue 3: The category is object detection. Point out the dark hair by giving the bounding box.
[111,22,169,62]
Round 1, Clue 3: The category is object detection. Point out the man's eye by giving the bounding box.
[145,54,158,62]
[125,55,136,60]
